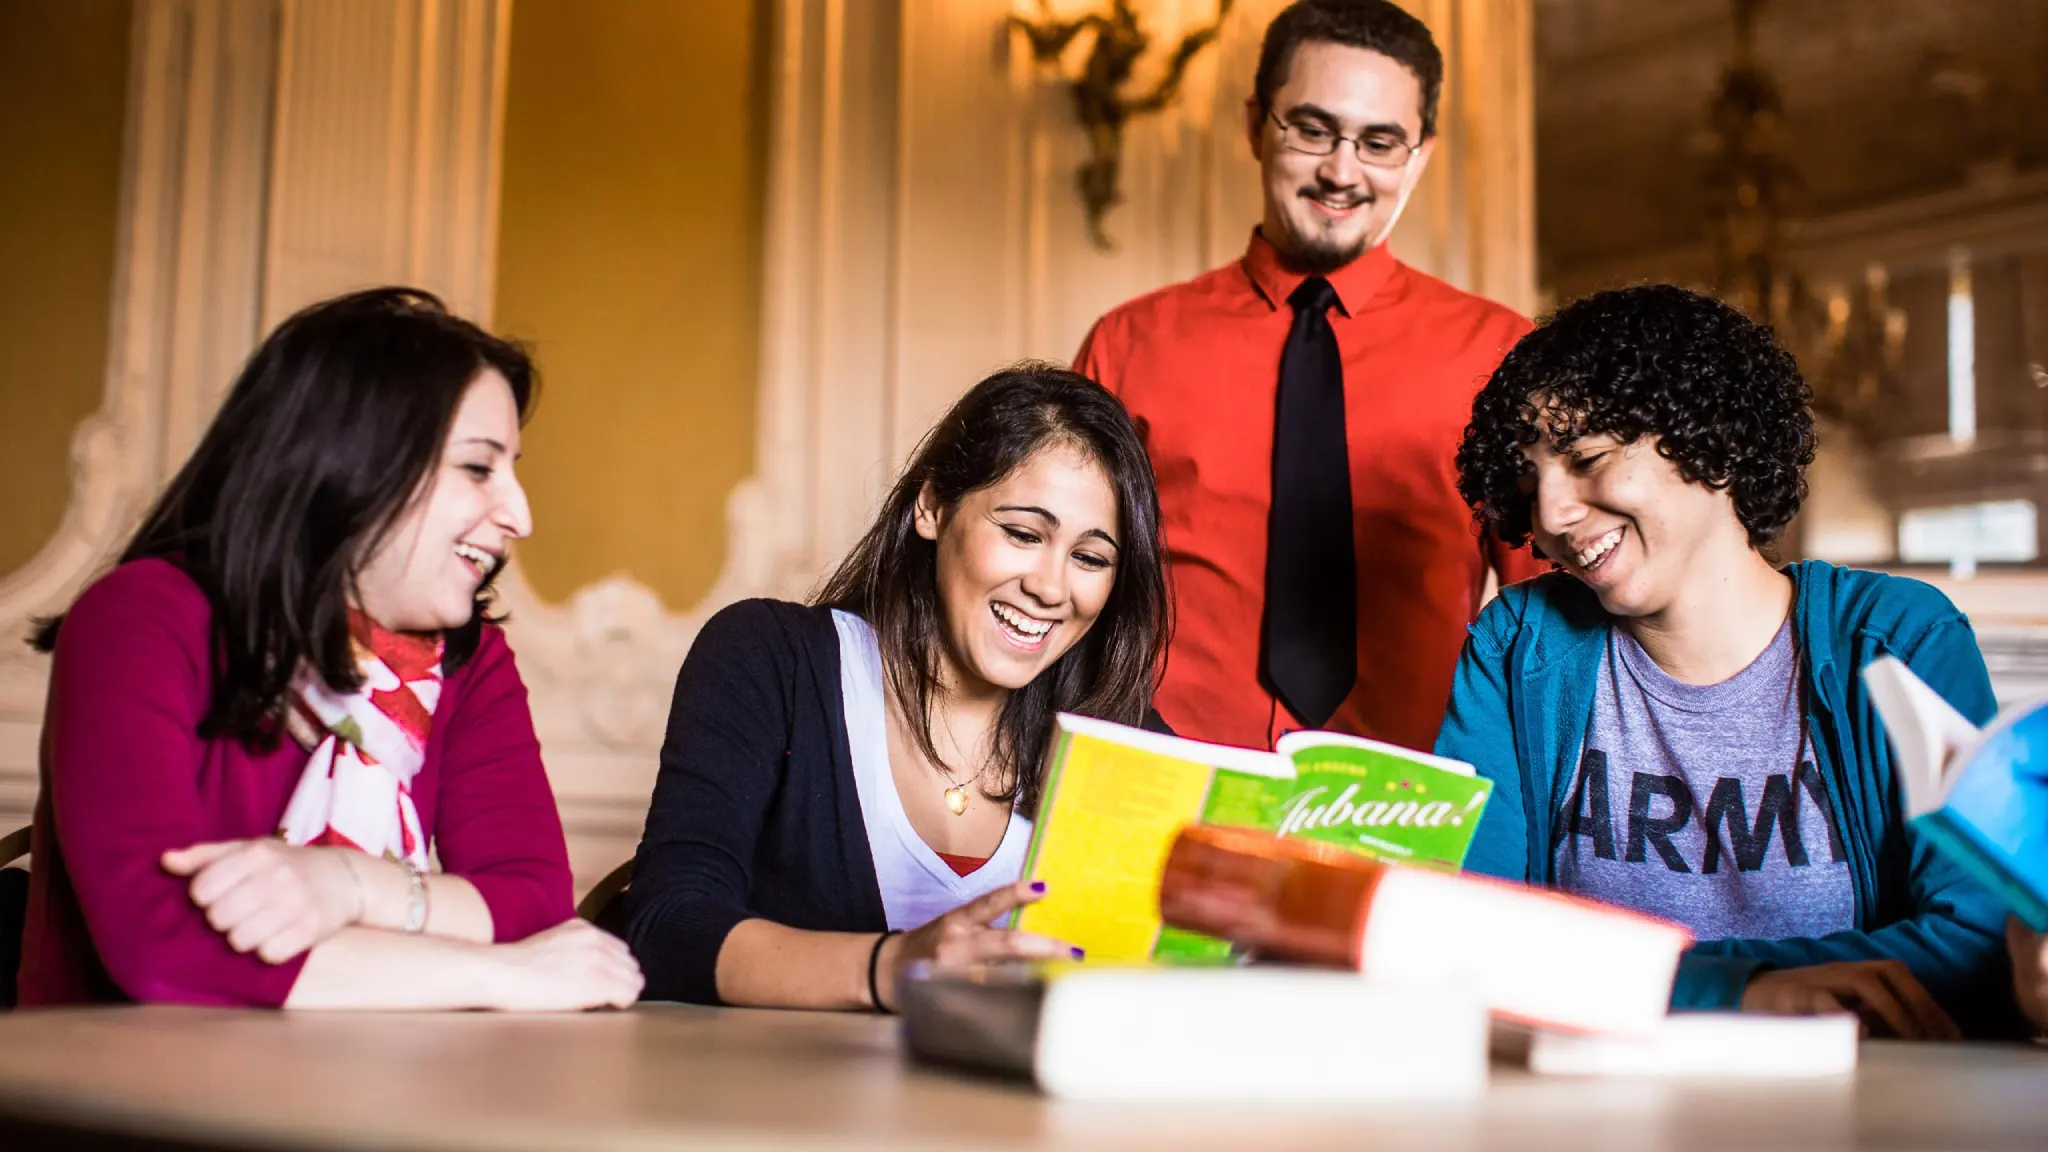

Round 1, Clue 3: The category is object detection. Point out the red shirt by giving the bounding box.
[1076,232,1545,752]
[23,559,576,1006]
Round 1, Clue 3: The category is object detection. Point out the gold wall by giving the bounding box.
[493,0,766,609]
[0,0,131,577]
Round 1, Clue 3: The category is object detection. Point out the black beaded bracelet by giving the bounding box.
[867,930,901,1013]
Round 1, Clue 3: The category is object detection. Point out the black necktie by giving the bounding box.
[1261,276,1356,729]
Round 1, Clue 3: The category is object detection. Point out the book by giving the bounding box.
[1271,729,1494,866]
[1861,657,2048,930]
[897,961,1490,1102]
[1518,1013,1859,1078]
[1157,825,1694,1037]
[1011,714,1491,963]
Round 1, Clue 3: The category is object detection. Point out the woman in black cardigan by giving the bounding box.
[627,363,1169,1009]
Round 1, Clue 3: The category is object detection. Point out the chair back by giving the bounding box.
[0,825,30,1010]
[578,859,633,939]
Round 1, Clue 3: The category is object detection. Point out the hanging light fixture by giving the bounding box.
[1702,0,1905,442]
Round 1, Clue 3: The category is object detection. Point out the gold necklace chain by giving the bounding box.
[890,686,993,817]
[930,722,990,817]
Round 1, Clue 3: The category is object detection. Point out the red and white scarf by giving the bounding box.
[278,612,441,869]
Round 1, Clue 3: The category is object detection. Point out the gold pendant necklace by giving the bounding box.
[925,720,980,815]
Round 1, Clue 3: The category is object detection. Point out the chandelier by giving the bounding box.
[1703,0,1905,442]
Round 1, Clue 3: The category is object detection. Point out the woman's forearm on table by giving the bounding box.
[714,919,878,1011]
[343,855,494,943]
[282,928,508,1010]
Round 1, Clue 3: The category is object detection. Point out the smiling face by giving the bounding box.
[354,368,532,633]
[914,441,1122,701]
[1246,40,1432,273]
[1522,427,1755,622]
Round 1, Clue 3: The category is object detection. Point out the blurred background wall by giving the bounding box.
[0,1,131,579]
[494,0,766,611]
[1533,0,2048,691]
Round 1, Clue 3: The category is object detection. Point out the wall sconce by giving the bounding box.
[1009,0,1236,250]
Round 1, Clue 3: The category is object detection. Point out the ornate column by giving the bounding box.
[0,0,526,857]
[259,0,509,328]
[0,0,279,827]
[1384,0,1537,317]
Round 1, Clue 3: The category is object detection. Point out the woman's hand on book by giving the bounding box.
[1740,960,1959,1040]
[877,880,1078,1011]
[2008,918,2048,1034]
[163,840,361,963]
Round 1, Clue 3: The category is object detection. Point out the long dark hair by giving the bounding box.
[32,287,536,744]
[814,362,1169,816]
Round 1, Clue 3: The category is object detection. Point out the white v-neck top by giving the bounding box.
[832,610,1031,930]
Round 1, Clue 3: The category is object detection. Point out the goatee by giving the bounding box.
[1276,226,1369,275]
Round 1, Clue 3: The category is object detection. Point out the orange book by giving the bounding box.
[1158,826,1694,1036]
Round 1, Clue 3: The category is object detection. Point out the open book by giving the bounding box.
[1010,714,1491,963]
[1862,656,2048,929]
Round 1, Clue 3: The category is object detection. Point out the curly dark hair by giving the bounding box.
[1455,283,1815,554]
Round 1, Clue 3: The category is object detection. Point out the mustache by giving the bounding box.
[1296,181,1374,207]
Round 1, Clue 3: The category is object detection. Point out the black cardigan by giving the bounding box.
[626,598,1166,1004]
[626,600,885,1004]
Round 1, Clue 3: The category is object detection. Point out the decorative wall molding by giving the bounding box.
[1380,0,1538,317]
[0,0,281,820]
[0,0,569,871]
[260,0,509,329]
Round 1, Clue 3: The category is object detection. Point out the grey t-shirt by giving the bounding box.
[1552,620,1854,941]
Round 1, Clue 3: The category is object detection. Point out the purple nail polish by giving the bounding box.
[1030,880,1047,894]
[1070,947,1086,960]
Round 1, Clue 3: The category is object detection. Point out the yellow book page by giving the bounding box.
[1015,734,1217,961]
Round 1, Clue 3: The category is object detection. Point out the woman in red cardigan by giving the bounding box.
[22,287,641,1010]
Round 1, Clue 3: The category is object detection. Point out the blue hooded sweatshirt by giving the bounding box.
[1436,560,2019,1036]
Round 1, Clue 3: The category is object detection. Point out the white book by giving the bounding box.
[899,963,1489,1103]
[1861,656,1985,819]
[1523,1012,1859,1078]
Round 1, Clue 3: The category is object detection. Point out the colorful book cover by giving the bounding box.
[1272,731,1494,869]
[1011,715,1492,963]
[1864,657,2048,930]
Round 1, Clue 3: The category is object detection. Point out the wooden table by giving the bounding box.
[0,1005,2042,1150]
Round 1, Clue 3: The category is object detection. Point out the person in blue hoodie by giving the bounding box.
[1437,283,2019,1039]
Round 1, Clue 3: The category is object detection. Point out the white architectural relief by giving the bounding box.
[0,0,281,825]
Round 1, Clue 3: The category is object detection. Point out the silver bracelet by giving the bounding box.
[400,859,429,935]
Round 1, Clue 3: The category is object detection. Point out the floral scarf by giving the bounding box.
[278,611,441,868]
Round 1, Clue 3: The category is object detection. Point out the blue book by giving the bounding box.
[1863,657,2048,931]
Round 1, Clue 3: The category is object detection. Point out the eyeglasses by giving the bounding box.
[1267,112,1418,168]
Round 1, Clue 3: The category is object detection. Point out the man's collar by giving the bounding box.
[1240,227,1397,317]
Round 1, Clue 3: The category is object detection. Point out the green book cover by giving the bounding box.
[1267,731,1493,870]
[1015,716,1492,964]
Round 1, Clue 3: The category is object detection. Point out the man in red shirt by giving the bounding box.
[1075,0,1544,751]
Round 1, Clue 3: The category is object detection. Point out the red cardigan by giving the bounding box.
[20,558,575,1006]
